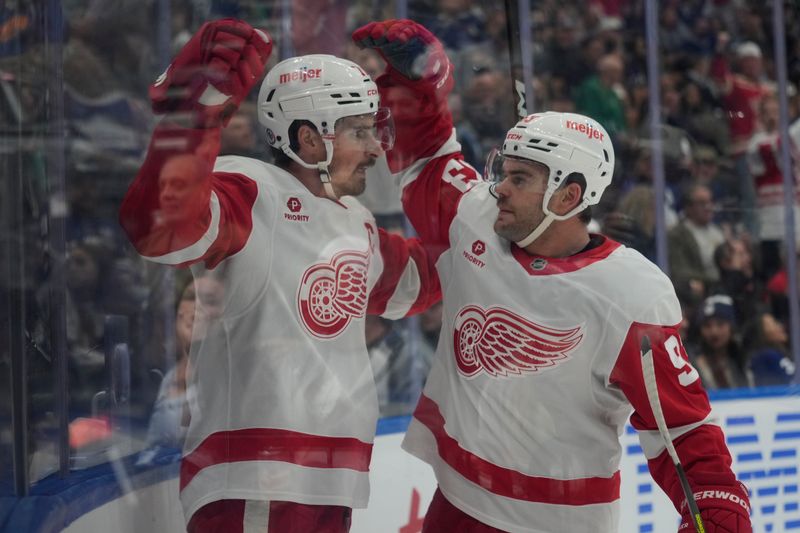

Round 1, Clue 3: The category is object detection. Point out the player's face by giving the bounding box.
[492,157,550,242]
[328,114,382,197]
[158,155,207,223]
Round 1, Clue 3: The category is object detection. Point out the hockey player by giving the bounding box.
[119,19,441,532]
[353,19,752,532]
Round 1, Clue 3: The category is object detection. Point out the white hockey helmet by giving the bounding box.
[258,54,392,199]
[485,112,615,246]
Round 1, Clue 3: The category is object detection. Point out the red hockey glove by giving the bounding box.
[677,483,752,532]
[352,19,449,85]
[150,18,272,128]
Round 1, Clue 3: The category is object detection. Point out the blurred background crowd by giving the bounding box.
[1,0,799,489]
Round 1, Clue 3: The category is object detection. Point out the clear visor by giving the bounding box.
[484,147,549,193]
[335,107,395,151]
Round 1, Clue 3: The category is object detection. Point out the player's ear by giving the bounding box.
[297,124,320,150]
[554,182,583,215]
[295,124,326,164]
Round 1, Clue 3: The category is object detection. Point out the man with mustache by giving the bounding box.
[119,19,440,532]
[353,19,752,533]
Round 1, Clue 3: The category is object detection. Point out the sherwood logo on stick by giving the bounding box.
[279,67,322,84]
[565,119,605,141]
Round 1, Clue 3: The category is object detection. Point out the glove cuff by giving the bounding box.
[379,61,453,101]
[680,483,751,519]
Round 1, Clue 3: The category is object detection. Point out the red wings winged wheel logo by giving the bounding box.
[298,250,370,338]
[453,305,583,378]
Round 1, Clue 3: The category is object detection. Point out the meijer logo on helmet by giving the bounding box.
[279,67,322,84]
[565,120,605,141]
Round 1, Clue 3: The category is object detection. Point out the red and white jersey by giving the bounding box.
[119,125,440,523]
[394,132,741,532]
[746,120,800,240]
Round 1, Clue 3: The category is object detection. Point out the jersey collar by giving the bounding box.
[510,234,621,276]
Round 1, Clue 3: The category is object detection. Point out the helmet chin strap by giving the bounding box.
[515,213,555,248]
[281,140,339,201]
[318,138,339,201]
[514,195,589,249]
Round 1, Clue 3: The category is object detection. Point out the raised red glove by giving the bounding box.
[150,18,272,128]
[678,483,752,532]
[352,19,449,85]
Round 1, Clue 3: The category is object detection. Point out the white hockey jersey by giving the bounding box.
[119,125,440,523]
[392,131,745,532]
[745,120,800,241]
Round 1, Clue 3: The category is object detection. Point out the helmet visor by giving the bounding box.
[335,107,395,151]
[484,147,549,193]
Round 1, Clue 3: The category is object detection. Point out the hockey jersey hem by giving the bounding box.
[408,395,620,505]
[182,487,369,526]
[180,460,371,524]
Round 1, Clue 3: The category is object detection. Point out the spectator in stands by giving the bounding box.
[43,239,112,415]
[462,68,516,155]
[686,146,742,229]
[573,53,628,138]
[544,13,588,87]
[63,0,155,97]
[420,0,487,53]
[712,237,760,326]
[676,79,731,159]
[659,4,694,56]
[668,183,726,307]
[746,93,800,280]
[691,294,752,390]
[145,279,198,448]
[712,35,774,235]
[451,6,509,92]
[765,248,795,324]
[602,186,657,261]
[747,312,796,387]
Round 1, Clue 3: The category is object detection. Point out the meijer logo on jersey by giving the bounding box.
[279,67,322,84]
[565,120,605,141]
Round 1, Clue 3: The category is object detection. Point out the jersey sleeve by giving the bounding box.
[118,123,258,269]
[609,307,751,523]
[376,62,454,174]
[377,65,481,256]
[367,228,441,319]
[400,150,481,259]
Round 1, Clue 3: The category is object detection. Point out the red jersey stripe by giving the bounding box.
[414,394,621,505]
[180,428,373,491]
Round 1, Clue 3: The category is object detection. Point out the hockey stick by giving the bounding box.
[503,0,530,118]
[640,335,705,533]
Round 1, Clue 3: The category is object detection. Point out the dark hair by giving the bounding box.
[563,172,592,224]
[713,241,733,269]
[681,183,710,207]
[271,119,316,169]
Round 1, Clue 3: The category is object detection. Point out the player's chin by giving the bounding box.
[493,219,514,240]
[347,174,367,197]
